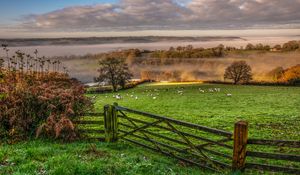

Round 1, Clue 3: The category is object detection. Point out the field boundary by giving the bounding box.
[78,104,300,174]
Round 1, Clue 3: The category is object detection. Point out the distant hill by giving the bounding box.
[0,36,243,47]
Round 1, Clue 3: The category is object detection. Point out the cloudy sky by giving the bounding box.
[0,0,300,38]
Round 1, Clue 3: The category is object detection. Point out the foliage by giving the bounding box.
[245,43,270,50]
[95,56,133,92]
[224,61,252,84]
[280,64,300,85]
[150,45,225,60]
[266,67,285,81]
[282,40,300,51]
[0,48,91,142]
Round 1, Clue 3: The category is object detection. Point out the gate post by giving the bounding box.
[232,120,248,171]
[104,103,118,142]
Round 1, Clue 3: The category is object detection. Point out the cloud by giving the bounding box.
[20,0,300,31]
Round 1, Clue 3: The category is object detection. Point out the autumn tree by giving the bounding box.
[281,64,300,84]
[267,67,284,81]
[95,57,132,91]
[224,61,252,84]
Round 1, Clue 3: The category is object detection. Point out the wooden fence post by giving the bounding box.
[104,103,118,142]
[232,120,248,171]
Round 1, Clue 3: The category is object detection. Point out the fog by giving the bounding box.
[5,36,300,57]
[2,36,300,83]
[62,52,300,83]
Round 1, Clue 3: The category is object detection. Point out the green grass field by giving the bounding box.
[1,83,299,175]
[0,140,207,175]
[92,83,300,140]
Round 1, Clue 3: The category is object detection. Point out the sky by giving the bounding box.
[0,0,300,38]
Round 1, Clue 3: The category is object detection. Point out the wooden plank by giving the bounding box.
[117,106,232,137]
[74,120,104,125]
[232,121,248,171]
[119,123,231,159]
[104,104,118,142]
[247,151,300,162]
[118,120,162,139]
[118,114,233,149]
[85,137,106,142]
[245,163,300,174]
[122,137,219,172]
[248,139,300,148]
[119,129,231,169]
[78,129,105,134]
[81,113,104,117]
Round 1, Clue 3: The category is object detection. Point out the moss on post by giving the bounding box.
[232,120,248,171]
[104,103,118,142]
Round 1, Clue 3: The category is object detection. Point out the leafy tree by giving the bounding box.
[224,61,252,84]
[95,57,132,91]
[246,43,255,50]
[282,41,300,51]
[281,64,300,85]
[273,44,282,50]
[267,67,284,81]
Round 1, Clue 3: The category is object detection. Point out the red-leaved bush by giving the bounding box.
[0,70,92,142]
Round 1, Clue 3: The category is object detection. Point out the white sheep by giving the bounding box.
[116,94,122,100]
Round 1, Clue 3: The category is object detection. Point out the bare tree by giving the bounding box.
[224,61,252,84]
[95,57,132,92]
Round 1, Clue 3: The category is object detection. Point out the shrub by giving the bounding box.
[0,70,92,142]
[281,64,300,85]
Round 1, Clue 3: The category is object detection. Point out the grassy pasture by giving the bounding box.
[0,140,205,175]
[91,83,300,140]
[1,83,299,175]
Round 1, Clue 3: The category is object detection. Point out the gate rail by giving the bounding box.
[78,103,300,174]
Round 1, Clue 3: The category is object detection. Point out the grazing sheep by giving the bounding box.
[116,94,122,100]
[214,88,221,92]
[135,96,138,100]
[153,97,157,100]
[226,93,232,97]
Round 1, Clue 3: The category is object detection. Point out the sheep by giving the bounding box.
[116,94,122,100]
[226,93,232,97]
[153,97,157,100]
[214,88,221,92]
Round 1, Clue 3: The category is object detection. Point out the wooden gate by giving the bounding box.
[78,104,300,174]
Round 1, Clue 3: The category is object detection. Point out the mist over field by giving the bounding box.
[64,51,300,83]
[3,35,300,83]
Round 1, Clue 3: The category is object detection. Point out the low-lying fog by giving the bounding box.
[3,36,300,83]
[6,36,300,57]
[64,52,300,83]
